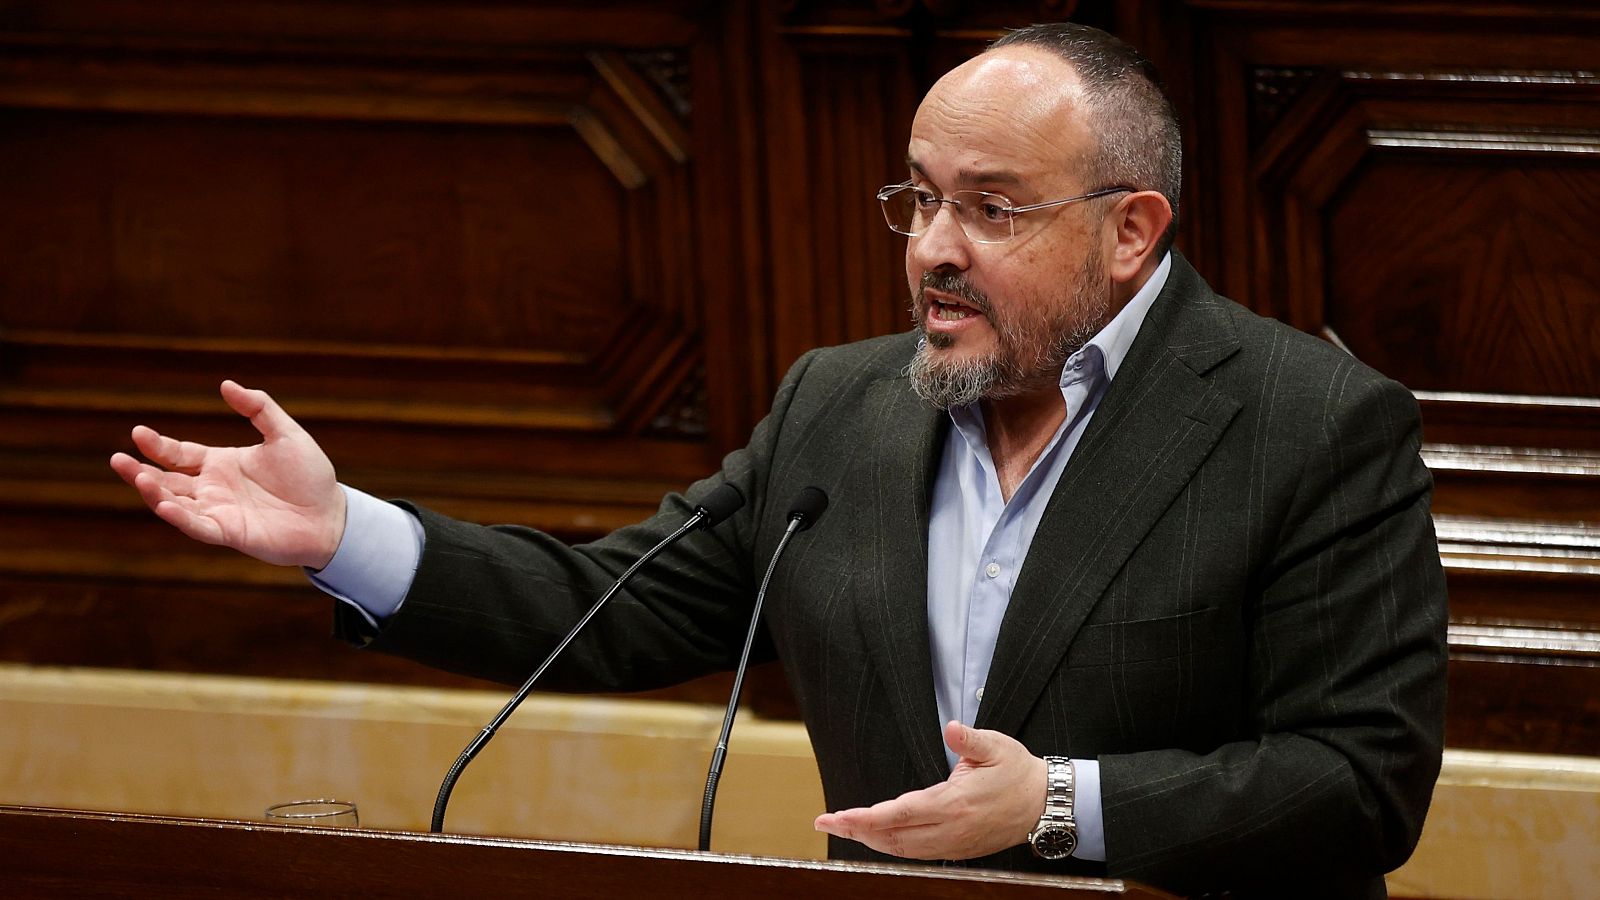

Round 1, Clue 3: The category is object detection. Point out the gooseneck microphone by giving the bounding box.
[698,486,828,851]
[430,482,746,834]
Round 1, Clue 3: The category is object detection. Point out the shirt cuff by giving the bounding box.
[1072,757,1105,862]
[305,484,424,626]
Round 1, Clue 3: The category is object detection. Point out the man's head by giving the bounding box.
[901,23,1180,409]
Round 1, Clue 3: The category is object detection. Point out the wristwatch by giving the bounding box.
[1028,756,1077,860]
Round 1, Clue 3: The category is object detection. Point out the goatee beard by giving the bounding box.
[905,336,1013,410]
[905,262,1108,411]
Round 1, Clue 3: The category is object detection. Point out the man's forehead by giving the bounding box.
[906,153,1025,180]
[908,47,1087,186]
[922,48,1083,121]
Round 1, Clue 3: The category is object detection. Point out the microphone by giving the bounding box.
[430,482,745,834]
[697,486,829,851]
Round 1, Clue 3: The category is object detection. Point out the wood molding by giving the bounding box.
[0,10,720,471]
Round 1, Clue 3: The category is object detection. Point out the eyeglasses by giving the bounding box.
[875,181,1133,244]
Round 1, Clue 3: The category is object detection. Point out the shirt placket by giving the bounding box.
[964,504,1017,723]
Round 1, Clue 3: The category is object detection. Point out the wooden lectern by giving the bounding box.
[0,805,1174,898]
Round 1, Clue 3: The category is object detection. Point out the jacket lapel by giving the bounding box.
[975,255,1244,738]
[855,371,951,786]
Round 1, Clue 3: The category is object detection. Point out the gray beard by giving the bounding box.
[905,263,1108,411]
[906,336,1010,409]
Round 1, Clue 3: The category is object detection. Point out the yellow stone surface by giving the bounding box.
[0,664,827,857]
[3,663,1598,898]
[1386,749,1600,900]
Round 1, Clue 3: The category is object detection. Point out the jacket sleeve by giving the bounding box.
[332,349,823,692]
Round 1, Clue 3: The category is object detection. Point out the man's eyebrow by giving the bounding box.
[904,157,1026,188]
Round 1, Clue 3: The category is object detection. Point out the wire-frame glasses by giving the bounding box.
[876,181,1132,244]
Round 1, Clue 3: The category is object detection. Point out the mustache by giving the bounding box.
[918,270,991,315]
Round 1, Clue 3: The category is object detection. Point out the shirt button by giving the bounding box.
[976,687,985,701]
[985,562,1001,578]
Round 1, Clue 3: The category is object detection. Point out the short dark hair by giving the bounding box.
[990,23,1183,255]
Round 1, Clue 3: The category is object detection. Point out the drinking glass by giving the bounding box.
[264,799,359,828]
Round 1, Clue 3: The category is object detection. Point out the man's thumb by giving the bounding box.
[944,720,996,762]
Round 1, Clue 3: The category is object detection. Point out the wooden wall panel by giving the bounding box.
[0,3,745,706]
[0,40,711,441]
[0,110,629,352]
[757,16,918,370]
[0,12,730,467]
[1328,155,1600,396]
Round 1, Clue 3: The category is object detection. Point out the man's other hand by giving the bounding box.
[813,720,1047,860]
[110,380,346,570]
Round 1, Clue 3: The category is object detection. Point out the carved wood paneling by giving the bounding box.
[0,6,736,596]
[0,46,710,435]
[1325,133,1600,399]
[761,27,919,369]
[0,3,781,715]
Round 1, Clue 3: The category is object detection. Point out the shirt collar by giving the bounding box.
[946,252,1172,448]
[1077,250,1170,385]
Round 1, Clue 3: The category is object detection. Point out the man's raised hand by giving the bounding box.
[109,380,347,569]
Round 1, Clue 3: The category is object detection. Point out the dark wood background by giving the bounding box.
[1,0,1596,757]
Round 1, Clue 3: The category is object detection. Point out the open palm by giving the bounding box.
[110,380,347,569]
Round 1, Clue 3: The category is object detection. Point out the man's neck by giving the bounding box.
[981,383,1068,503]
[976,251,1167,501]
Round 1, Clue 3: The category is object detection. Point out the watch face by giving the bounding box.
[1031,823,1077,860]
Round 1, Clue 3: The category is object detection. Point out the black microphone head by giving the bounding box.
[786,487,829,532]
[694,483,746,528]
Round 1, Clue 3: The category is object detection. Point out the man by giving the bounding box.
[111,23,1446,897]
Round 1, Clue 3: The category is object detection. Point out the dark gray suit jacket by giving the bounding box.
[340,253,1447,897]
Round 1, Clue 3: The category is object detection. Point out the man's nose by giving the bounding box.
[909,202,972,272]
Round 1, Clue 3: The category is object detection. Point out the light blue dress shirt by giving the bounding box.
[925,253,1171,862]
[312,253,1173,864]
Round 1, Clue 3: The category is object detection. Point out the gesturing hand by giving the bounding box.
[813,720,1047,860]
[109,380,347,569]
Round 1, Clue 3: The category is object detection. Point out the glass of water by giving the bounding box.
[264,799,359,828]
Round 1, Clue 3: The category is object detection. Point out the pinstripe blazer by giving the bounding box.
[346,252,1447,897]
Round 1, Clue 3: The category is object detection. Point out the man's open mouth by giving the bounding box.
[926,290,983,322]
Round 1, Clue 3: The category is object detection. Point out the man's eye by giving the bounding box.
[912,189,940,208]
[979,201,1011,222]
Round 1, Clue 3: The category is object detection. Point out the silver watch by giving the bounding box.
[1028,756,1077,860]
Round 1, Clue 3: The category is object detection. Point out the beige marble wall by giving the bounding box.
[0,664,826,857]
[1387,750,1600,900]
[2,664,1597,897]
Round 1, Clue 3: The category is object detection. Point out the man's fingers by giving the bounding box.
[131,474,226,547]
[220,380,300,442]
[129,468,199,513]
[816,789,945,835]
[129,425,211,475]
[813,814,945,860]
[117,456,214,543]
[121,455,198,502]
[151,498,226,546]
[110,452,148,488]
[869,823,943,860]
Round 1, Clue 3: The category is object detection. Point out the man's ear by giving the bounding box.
[1106,191,1173,284]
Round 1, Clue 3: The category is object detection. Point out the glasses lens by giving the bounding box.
[956,192,1013,243]
[876,186,1014,242]
[880,187,921,236]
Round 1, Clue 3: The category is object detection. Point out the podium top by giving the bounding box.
[0,805,1174,899]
